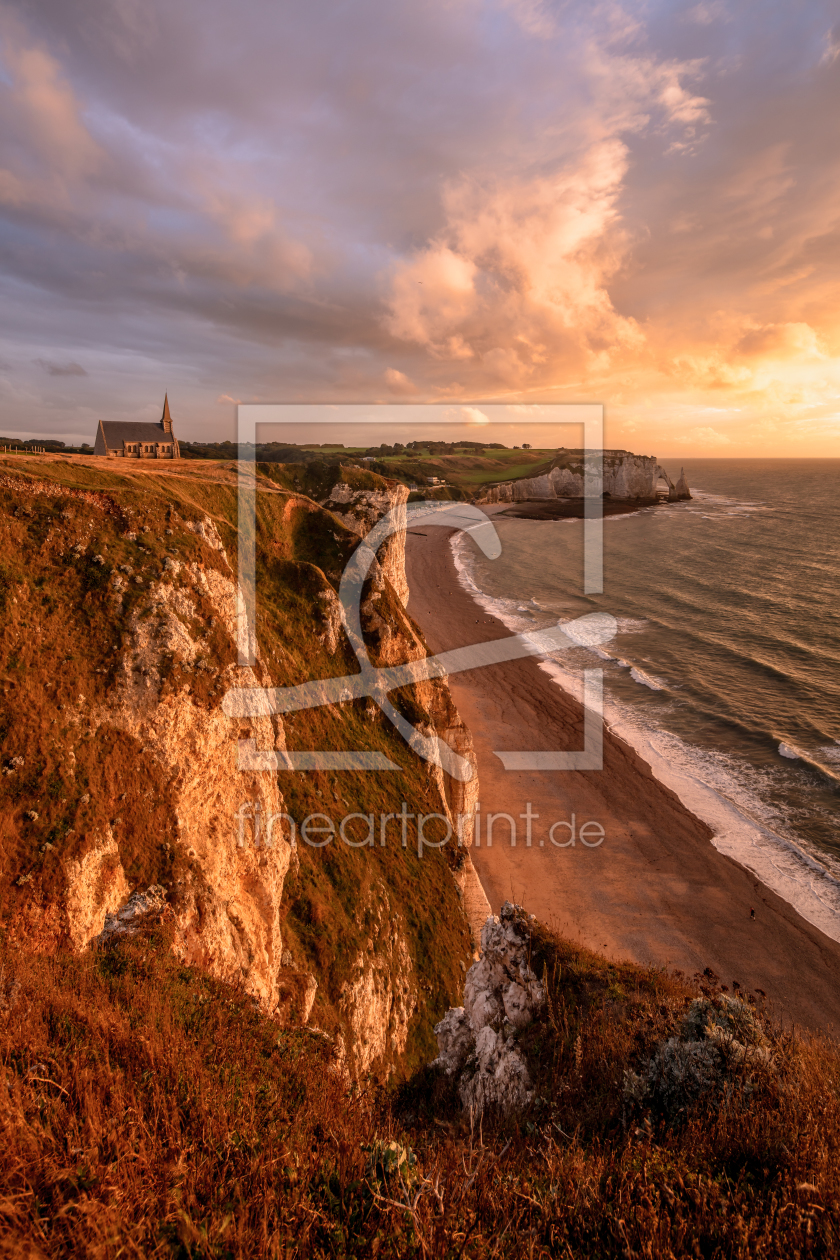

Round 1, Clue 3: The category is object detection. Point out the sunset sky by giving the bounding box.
[1,1,839,454]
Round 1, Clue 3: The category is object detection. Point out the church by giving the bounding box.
[93,395,181,459]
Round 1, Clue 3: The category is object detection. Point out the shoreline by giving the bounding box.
[485,496,668,520]
[405,522,840,1036]
[449,525,840,947]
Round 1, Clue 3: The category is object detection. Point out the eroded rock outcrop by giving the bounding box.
[92,517,296,1011]
[64,829,130,951]
[102,497,479,1060]
[97,883,169,943]
[433,902,545,1114]
[0,469,484,1080]
[672,467,692,501]
[480,450,680,503]
[321,480,409,606]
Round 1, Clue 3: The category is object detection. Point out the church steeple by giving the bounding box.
[161,393,172,433]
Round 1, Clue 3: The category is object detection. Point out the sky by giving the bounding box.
[0,0,839,455]
[238,403,601,451]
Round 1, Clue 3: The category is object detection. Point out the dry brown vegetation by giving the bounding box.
[0,455,471,1062]
[0,919,838,1258]
[1,456,838,1256]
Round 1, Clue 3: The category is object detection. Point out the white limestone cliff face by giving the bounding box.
[64,829,131,951]
[321,481,409,606]
[302,473,490,1059]
[321,544,487,1069]
[314,470,488,948]
[433,902,545,1114]
[338,880,418,1076]
[480,451,671,503]
[674,468,692,501]
[357,547,489,948]
[315,476,482,861]
[88,518,297,1011]
[76,501,480,1065]
[5,472,484,1079]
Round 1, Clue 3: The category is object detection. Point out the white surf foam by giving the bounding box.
[602,711,840,943]
[688,490,770,514]
[630,665,667,691]
[447,532,840,946]
[450,533,540,633]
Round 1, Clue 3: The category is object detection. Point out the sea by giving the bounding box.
[450,459,840,943]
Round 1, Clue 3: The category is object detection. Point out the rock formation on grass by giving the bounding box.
[433,901,545,1115]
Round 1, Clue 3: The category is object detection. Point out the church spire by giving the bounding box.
[161,393,172,432]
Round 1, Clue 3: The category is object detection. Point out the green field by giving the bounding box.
[372,446,558,493]
[179,439,572,498]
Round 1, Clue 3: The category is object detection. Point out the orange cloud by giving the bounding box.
[447,405,490,426]
[384,141,643,385]
[4,1,840,457]
[383,367,417,394]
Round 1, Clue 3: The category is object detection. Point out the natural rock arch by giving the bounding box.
[654,465,692,501]
[654,465,675,497]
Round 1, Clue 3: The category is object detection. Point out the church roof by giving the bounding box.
[98,420,173,447]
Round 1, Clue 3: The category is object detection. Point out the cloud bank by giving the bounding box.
[0,0,838,453]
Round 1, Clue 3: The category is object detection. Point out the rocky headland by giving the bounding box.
[479,449,691,508]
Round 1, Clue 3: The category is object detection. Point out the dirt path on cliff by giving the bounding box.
[406,525,840,1037]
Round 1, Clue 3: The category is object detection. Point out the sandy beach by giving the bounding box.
[406,522,840,1037]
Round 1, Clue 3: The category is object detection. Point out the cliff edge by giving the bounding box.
[0,456,484,1077]
[479,449,690,503]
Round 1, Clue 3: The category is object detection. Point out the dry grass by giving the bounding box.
[0,923,838,1258]
[1,456,837,1255]
[0,461,471,1071]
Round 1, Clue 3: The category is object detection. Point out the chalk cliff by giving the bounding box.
[673,467,692,501]
[320,473,489,952]
[479,450,690,503]
[0,460,481,1078]
[321,479,410,606]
